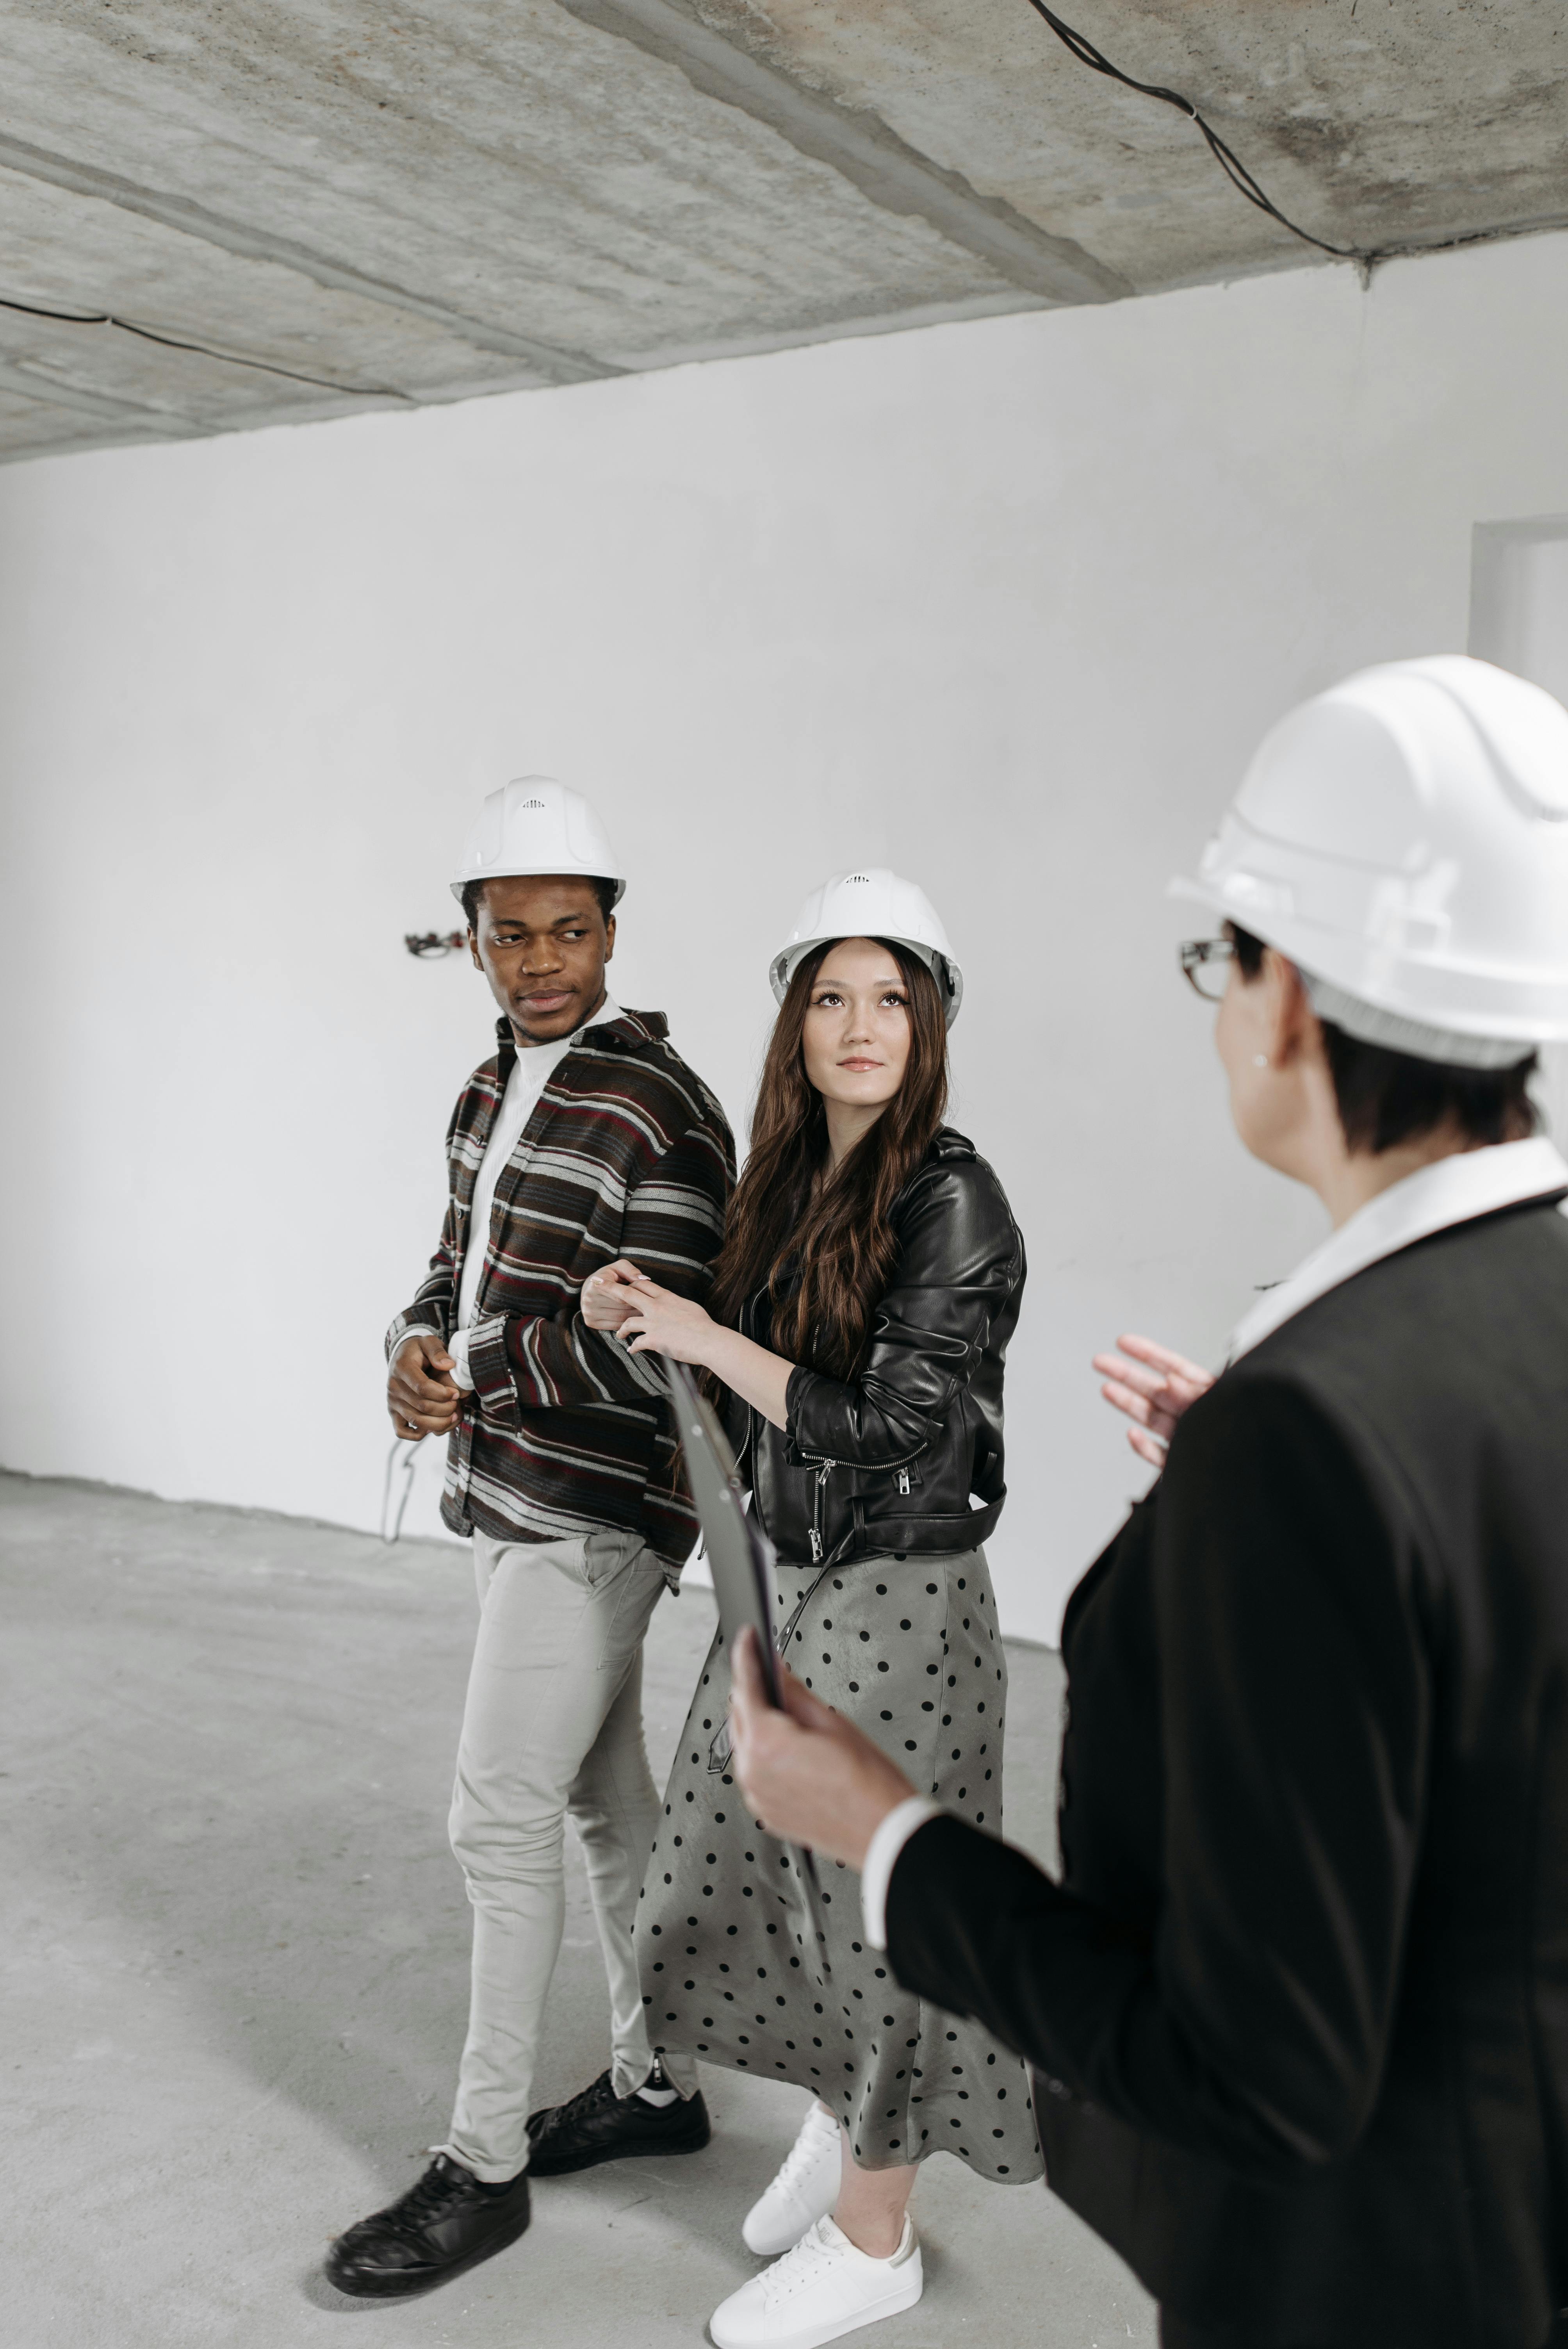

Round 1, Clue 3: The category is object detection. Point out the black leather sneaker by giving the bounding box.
[324,2152,530,2299]
[527,2067,711,2176]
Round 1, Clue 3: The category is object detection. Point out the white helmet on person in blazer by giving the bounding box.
[451,777,625,908]
[769,868,964,1027]
[1171,655,1568,1067]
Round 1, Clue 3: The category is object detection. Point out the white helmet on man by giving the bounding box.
[1171,655,1568,1068]
[769,868,963,1027]
[450,777,625,909]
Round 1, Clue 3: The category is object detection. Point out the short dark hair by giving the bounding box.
[461,875,617,931]
[1227,923,1539,1156]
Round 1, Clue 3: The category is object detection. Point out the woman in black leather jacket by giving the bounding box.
[583,874,1038,2349]
[739,1115,1019,1573]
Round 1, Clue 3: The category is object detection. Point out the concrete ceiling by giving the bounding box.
[0,0,1563,462]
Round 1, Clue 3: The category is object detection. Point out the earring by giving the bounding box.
[1253,1053,1269,1068]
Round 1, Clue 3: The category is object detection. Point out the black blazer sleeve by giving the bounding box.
[783,1160,1021,1470]
[885,1371,1431,2172]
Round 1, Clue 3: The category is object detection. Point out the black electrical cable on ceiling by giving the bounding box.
[0,291,415,401]
[1024,0,1367,266]
[4,15,1375,408]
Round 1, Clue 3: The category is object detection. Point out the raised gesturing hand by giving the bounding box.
[1092,1333,1214,1468]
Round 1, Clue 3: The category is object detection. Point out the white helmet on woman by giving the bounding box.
[450,776,625,908]
[1171,656,1568,1067]
[769,868,963,1027]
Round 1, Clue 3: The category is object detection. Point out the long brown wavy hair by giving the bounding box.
[706,939,950,1378]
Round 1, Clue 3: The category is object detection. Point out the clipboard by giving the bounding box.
[663,1360,831,1973]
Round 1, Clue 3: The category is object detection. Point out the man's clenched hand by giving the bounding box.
[388,1331,462,1440]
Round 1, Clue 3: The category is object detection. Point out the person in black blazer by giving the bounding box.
[723,657,1568,2349]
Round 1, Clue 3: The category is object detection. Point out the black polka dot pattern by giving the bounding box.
[636,1546,1042,2185]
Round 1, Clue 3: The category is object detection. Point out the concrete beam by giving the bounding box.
[0,130,622,389]
[552,0,1131,307]
[0,354,202,434]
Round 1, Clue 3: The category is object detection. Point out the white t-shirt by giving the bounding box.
[447,996,621,1383]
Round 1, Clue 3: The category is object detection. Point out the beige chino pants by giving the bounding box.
[441,1526,697,2182]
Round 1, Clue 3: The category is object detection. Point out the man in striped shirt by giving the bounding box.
[326,781,734,2301]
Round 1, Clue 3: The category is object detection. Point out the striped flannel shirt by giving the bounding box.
[388,1007,735,1568]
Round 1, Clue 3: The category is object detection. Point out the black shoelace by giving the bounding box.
[378,2159,484,2240]
[538,2070,618,2137]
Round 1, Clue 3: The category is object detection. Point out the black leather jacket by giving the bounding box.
[730,1128,1025,1566]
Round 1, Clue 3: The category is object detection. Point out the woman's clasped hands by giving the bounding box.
[579,1258,717,1363]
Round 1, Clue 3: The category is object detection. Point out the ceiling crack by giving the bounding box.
[0,353,204,433]
[0,129,623,388]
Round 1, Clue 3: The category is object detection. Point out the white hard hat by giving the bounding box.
[1171,656,1568,1068]
[769,868,963,1027]
[450,776,625,909]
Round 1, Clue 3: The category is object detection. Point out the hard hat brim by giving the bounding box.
[1167,873,1568,1055]
[768,934,963,1028]
[451,869,626,910]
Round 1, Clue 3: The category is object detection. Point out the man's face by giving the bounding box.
[469,874,615,1045]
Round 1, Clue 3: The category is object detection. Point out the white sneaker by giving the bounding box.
[709,2214,923,2349]
[742,2102,843,2256]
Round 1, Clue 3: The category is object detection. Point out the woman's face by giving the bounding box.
[801,938,913,1110]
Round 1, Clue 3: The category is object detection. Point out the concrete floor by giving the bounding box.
[0,1470,1154,2349]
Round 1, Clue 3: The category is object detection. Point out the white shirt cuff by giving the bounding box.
[447,1328,475,1392]
[861,1796,943,1951]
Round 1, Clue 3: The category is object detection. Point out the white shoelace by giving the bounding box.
[759,2216,912,2312]
[761,2220,845,2310]
[770,2110,839,2201]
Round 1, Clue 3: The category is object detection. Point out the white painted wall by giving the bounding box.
[1472,515,1568,708]
[3,229,1567,1643]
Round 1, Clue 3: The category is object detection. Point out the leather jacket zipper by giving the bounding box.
[796,1446,924,1556]
[809,1459,836,1562]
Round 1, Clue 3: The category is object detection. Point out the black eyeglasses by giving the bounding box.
[1179,937,1237,1002]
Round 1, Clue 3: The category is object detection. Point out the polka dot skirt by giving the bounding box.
[635,1546,1042,2184]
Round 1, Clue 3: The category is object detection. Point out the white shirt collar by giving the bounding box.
[510,992,622,1064]
[1228,1135,1568,1363]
